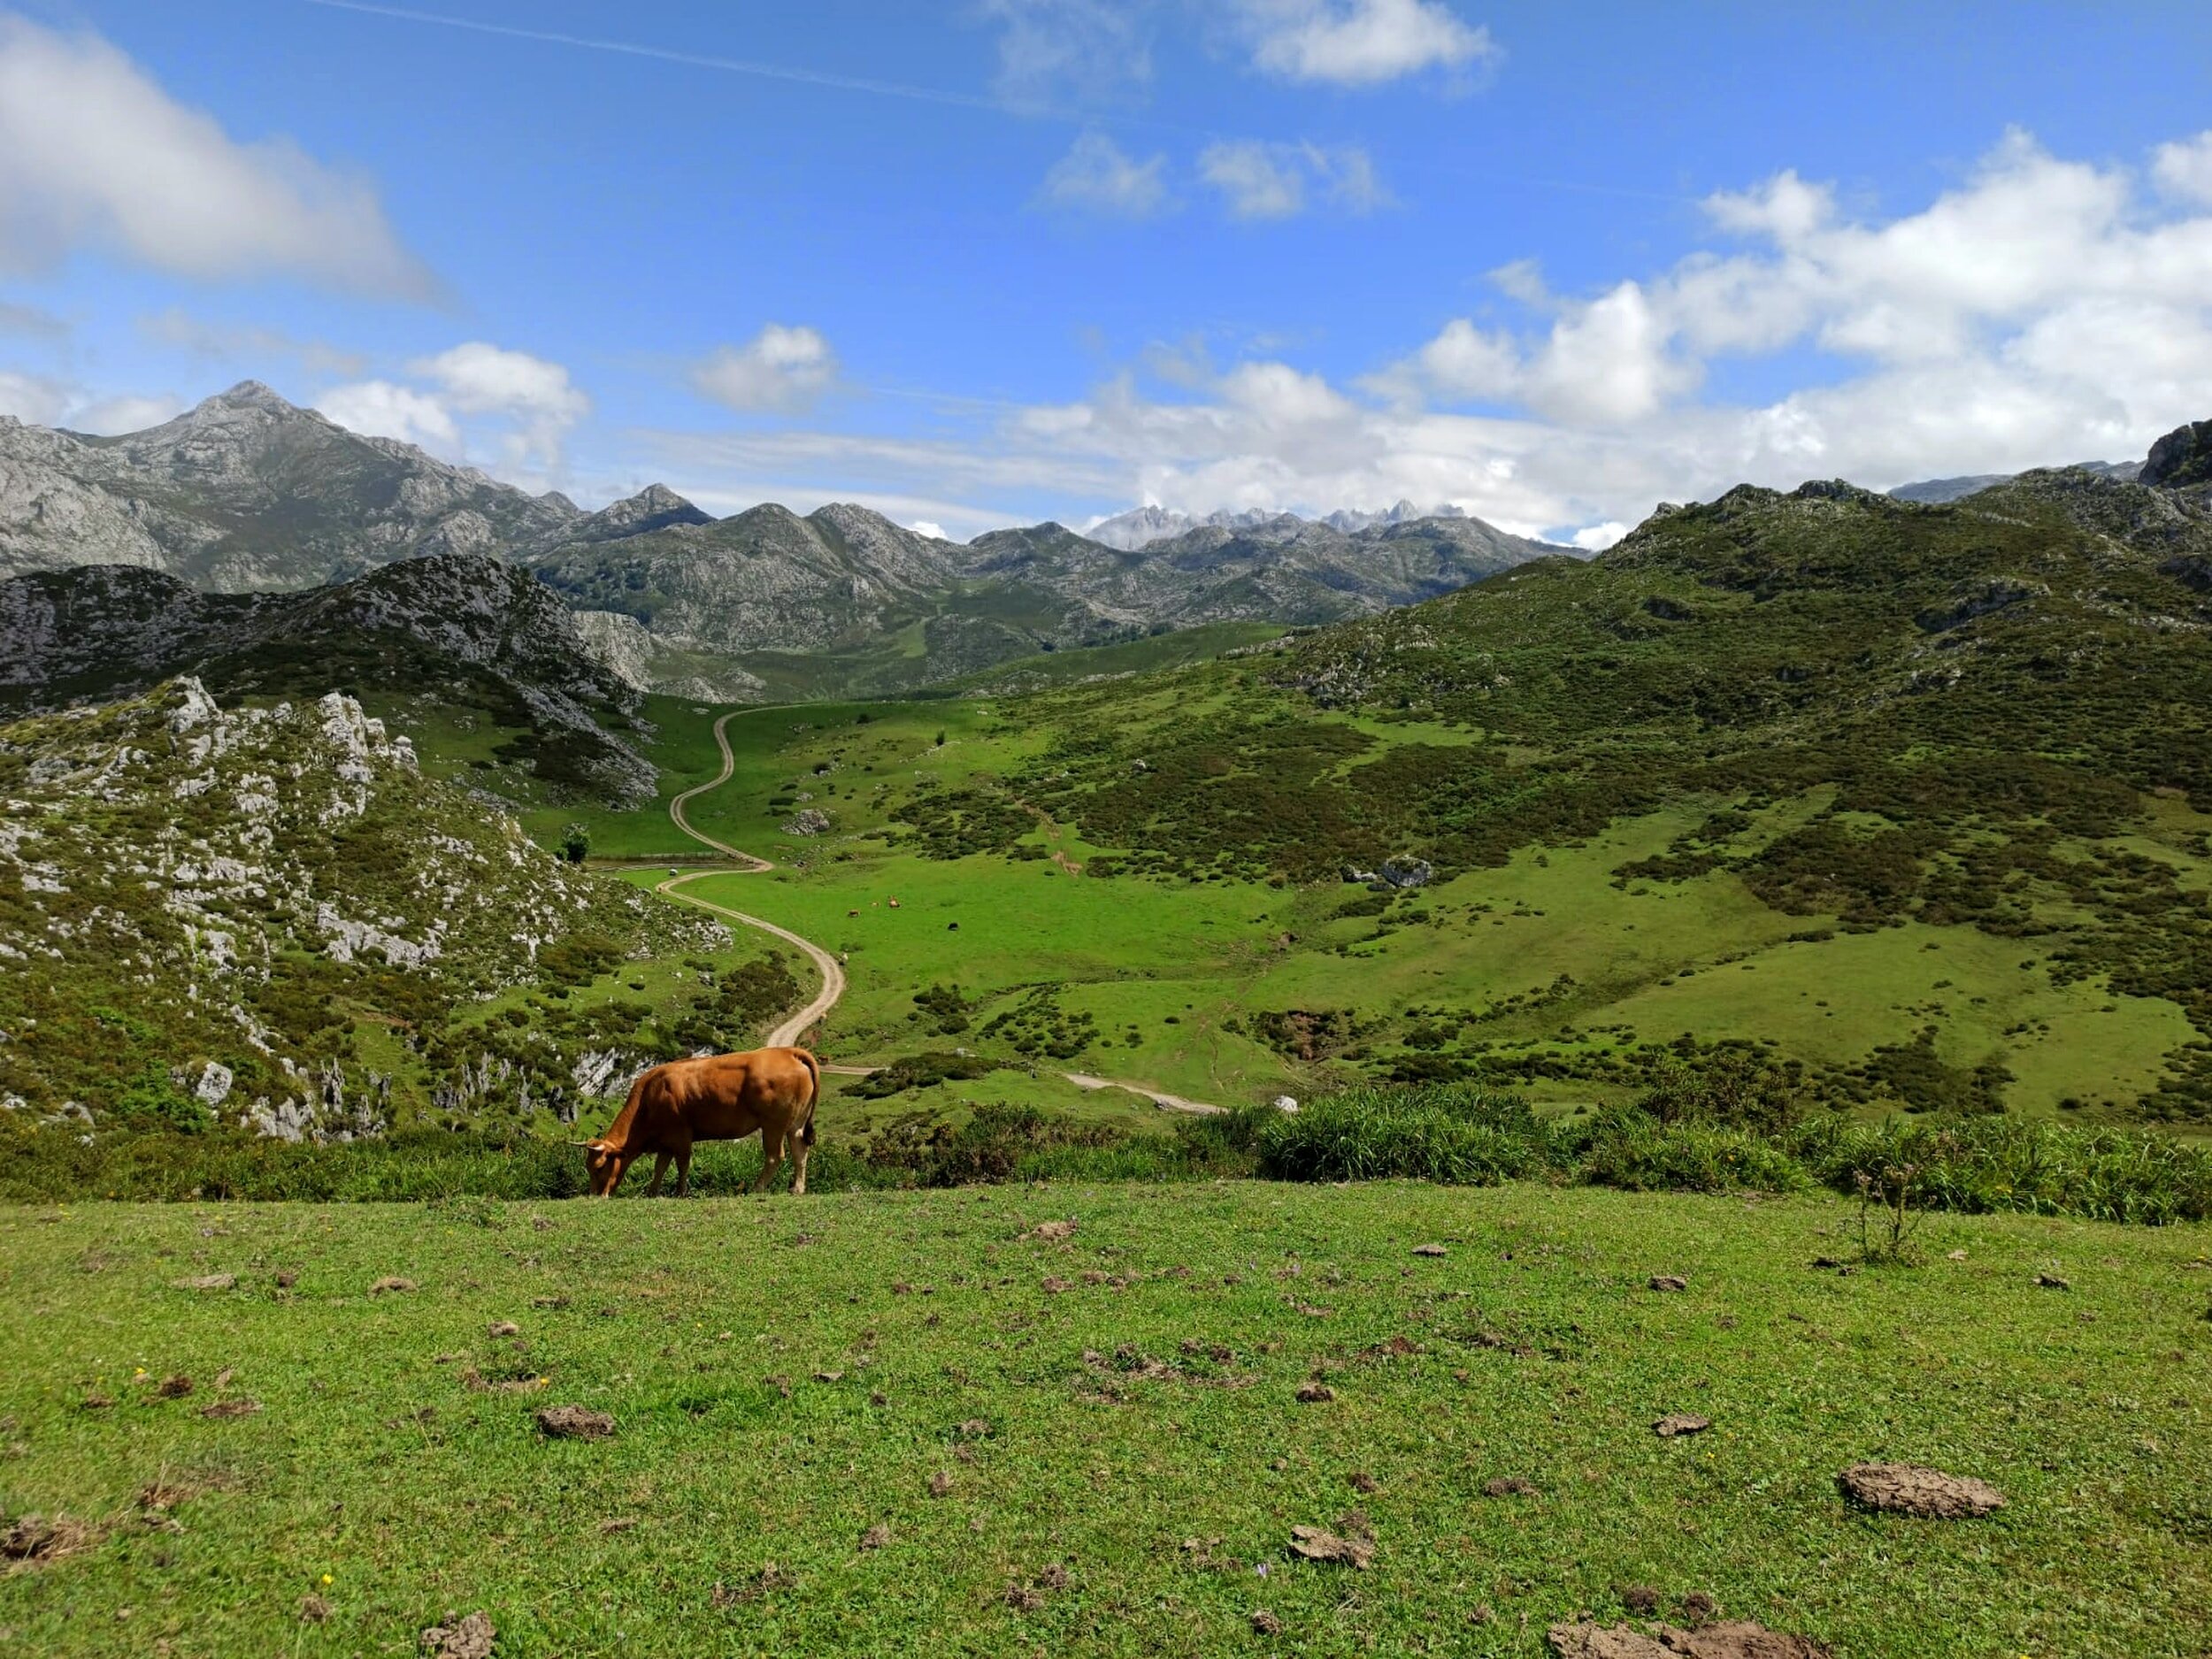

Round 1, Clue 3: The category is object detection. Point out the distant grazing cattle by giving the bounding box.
[575,1047,820,1198]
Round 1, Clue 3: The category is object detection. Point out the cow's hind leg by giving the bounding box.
[645,1151,672,1197]
[675,1145,694,1199]
[752,1125,787,1194]
[791,1121,813,1197]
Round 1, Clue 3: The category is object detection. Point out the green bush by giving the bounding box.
[1256,1083,1555,1184]
[1570,1109,1811,1195]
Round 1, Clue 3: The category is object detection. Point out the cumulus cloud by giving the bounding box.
[641,127,2212,549]
[0,370,182,434]
[2152,130,2212,204]
[691,324,840,415]
[1199,140,1391,219]
[1235,0,1497,88]
[0,14,431,297]
[317,342,587,479]
[0,297,64,339]
[0,367,66,425]
[1039,130,1170,218]
[316,380,462,454]
[908,519,949,541]
[68,392,184,434]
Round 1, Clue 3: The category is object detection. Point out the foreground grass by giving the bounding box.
[2,1187,2207,1656]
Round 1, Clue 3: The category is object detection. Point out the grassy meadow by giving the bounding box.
[2,1185,2207,1658]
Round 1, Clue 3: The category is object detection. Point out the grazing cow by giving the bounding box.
[575,1047,820,1198]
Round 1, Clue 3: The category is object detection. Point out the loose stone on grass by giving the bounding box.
[534,1405,614,1440]
[2036,1272,2070,1291]
[1837,1463,2005,1518]
[1653,1413,1710,1438]
[1648,1275,1689,1293]
[1411,1243,1448,1257]
[419,1609,495,1658]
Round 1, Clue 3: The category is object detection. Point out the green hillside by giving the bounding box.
[557,468,2212,1127]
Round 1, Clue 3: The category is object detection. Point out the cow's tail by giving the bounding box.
[794,1047,820,1145]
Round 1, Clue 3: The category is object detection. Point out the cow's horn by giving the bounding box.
[567,1138,594,1147]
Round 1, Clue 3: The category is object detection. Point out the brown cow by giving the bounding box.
[575,1047,820,1198]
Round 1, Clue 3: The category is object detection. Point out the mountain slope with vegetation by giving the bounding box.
[0,680,804,1148]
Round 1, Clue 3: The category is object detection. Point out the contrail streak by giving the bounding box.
[302,0,1018,116]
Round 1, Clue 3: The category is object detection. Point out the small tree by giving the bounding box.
[558,824,590,864]
[933,730,947,747]
[1854,1159,1927,1265]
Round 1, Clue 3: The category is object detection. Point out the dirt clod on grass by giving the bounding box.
[859,1523,891,1550]
[199,1398,261,1419]
[1484,1477,1538,1498]
[1621,1584,1661,1614]
[1679,1592,1719,1624]
[3,1513,100,1570]
[1653,1413,1710,1438]
[2036,1273,2070,1290]
[1294,1382,1336,1403]
[1837,1463,2005,1518]
[172,1274,235,1292]
[928,1471,954,1498]
[1411,1243,1448,1257]
[711,1564,790,1607]
[1003,1581,1045,1612]
[1347,1471,1379,1494]
[1648,1275,1689,1292]
[370,1278,417,1295]
[1041,1275,1073,1294]
[1251,1609,1284,1634]
[420,1609,495,1658]
[1548,1621,1832,1658]
[298,1594,333,1624]
[1022,1220,1078,1243]
[487,1321,520,1338]
[154,1373,193,1398]
[1288,1523,1373,1570]
[534,1405,614,1440]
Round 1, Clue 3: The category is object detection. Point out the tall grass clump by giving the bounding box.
[1256,1082,1555,1185]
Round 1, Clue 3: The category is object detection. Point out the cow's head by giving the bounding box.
[574,1138,628,1196]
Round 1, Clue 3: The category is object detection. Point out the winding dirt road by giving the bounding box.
[657,711,845,1050]
[652,708,1220,1112]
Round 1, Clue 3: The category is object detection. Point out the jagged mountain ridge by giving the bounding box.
[1085,498,1474,550]
[0,554,657,802]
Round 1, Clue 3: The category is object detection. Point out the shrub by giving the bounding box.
[1570,1109,1811,1195]
[1256,1083,1554,1185]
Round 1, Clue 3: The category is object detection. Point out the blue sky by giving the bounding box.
[4,1,2212,542]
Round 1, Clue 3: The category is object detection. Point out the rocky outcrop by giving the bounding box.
[2141,419,2212,490]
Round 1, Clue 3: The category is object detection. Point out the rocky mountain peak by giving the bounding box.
[2142,419,2212,490]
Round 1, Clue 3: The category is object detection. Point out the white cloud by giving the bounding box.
[1199,140,1390,220]
[1039,130,1170,218]
[638,127,2212,551]
[68,392,184,434]
[2153,131,2212,204]
[908,519,949,541]
[0,367,66,425]
[0,297,64,339]
[1571,521,1628,552]
[1236,0,1498,88]
[691,324,841,415]
[0,15,431,297]
[139,307,365,377]
[979,0,1151,110]
[316,380,462,454]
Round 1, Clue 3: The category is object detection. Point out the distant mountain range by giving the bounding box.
[0,384,1570,703]
[1887,459,2139,504]
[1084,499,1469,550]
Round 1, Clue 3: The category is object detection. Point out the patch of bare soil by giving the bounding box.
[1653,1413,1710,1438]
[1648,1275,1689,1293]
[419,1609,495,1658]
[463,1365,547,1395]
[535,1405,614,1440]
[1294,1382,1336,1403]
[1347,1471,1379,1494]
[2,1513,101,1571]
[1484,1477,1538,1498]
[1837,1463,2005,1518]
[1041,1275,1074,1294]
[858,1523,891,1550]
[1288,1523,1373,1569]
[1621,1585,1661,1614]
[297,1594,333,1624]
[928,1471,954,1498]
[1411,1243,1448,1257]
[370,1278,417,1295]
[1361,1334,1422,1361]
[1022,1220,1078,1243]
[711,1564,791,1607]
[1251,1609,1284,1634]
[199,1398,261,1419]
[154,1374,194,1399]
[1548,1621,1832,1658]
[81,1392,113,1411]
[172,1274,235,1292]
[487,1321,520,1338]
